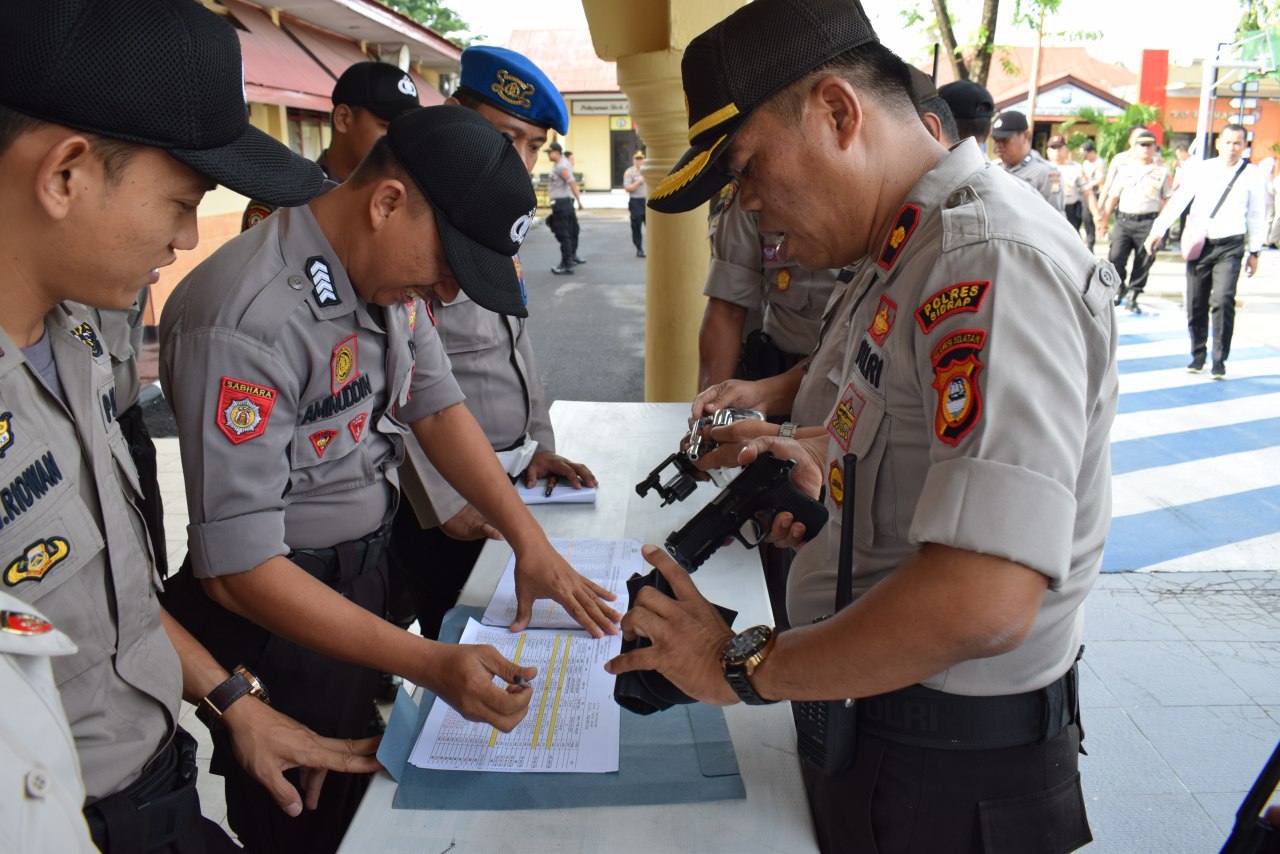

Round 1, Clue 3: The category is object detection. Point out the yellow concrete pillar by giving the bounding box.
[582,0,746,402]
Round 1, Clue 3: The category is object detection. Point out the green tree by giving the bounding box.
[376,0,475,45]
[900,0,1001,85]
[1062,104,1164,162]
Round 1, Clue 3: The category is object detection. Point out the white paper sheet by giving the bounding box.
[481,538,640,629]
[408,618,622,773]
[516,479,597,505]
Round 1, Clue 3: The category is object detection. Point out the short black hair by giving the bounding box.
[919,95,959,147]
[1220,123,1247,139]
[765,42,917,126]
[955,115,993,146]
[348,135,428,213]
[0,103,138,184]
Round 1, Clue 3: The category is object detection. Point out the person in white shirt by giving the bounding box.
[1146,124,1267,378]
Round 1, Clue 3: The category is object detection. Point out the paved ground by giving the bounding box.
[146,200,1279,851]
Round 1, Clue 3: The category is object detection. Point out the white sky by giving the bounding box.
[447,0,1244,72]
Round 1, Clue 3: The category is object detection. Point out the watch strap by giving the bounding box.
[196,666,266,729]
[725,666,778,705]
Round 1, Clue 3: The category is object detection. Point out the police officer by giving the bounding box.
[1100,128,1172,313]
[937,78,996,145]
[1050,134,1100,248]
[547,141,585,273]
[391,45,598,642]
[241,61,421,231]
[624,150,648,256]
[0,2,381,851]
[624,2,1115,851]
[160,106,620,853]
[992,109,1066,213]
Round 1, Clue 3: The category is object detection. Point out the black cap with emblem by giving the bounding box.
[937,79,995,120]
[0,0,324,207]
[331,61,421,121]
[990,110,1030,139]
[387,106,537,318]
[648,0,879,215]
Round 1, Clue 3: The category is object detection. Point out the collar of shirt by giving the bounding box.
[278,204,382,331]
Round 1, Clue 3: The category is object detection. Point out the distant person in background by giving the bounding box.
[1050,135,1099,248]
[623,151,647,257]
[1100,129,1172,314]
[546,141,584,274]
[992,109,1065,213]
[1079,141,1105,251]
[937,78,995,146]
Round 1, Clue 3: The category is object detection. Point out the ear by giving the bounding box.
[921,111,944,144]
[367,178,411,233]
[34,133,96,222]
[333,104,355,134]
[811,76,862,152]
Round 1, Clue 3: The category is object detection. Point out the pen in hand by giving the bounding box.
[543,476,558,498]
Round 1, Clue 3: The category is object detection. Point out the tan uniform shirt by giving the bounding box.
[67,289,148,412]
[159,204,464,577]
[0,309,179,799]
[1001,149,1065,213]
[548,159,575,200]
[1057,159,1088,206]
[704,191,839,356]
[400,290,555,527]
[0,590,96,853]
[787,140,1119,696]
[1107,157,1172,215]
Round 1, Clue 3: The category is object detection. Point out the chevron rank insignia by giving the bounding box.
[307,256,341,307]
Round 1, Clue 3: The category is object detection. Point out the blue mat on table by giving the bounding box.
[376,606,745,810]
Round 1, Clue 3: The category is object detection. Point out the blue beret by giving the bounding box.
[458,45,569,135]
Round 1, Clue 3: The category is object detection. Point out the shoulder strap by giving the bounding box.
[1210,161,1249,220]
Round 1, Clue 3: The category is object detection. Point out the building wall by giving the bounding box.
[1166,95,1280,160]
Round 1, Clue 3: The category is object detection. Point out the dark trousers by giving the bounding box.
[386,498,487,640]
[801,722,1090,854]
[549,198,580,266]
[161,540,389,854]
[1109,213,1157,297]
[1186,236,1245,368]
[117,401,168,577]
[1064,201,1095,252]
[628,197,646,250]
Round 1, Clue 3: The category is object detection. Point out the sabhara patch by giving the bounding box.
[877,204,920,271]
[331,335,358,396]
[309,429,337,458]
[866,295,898,345]
[216,376,277,445]
[827,460,845,508]
[4,536,69,587]
[915,281,991,333]
[826,384,866,452]
[0,411,13,459]
[348,412,368,443]
[930,329,986,446]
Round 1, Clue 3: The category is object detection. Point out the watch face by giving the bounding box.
[724,625,772,662]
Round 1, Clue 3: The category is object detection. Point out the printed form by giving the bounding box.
[481,537,641,629]
[408,617,622,773]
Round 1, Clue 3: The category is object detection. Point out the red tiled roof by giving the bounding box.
[933,45,1136,104]
[227,0,335,111]
[505,29,618,94]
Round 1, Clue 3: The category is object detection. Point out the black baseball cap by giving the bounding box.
[937,79,995,120]
[387,106,537,318]
[0,0,323,208]
[991,110,1029,138]
[332,61,421,121]
[648,0,879,214]
[1048,134,1067,148]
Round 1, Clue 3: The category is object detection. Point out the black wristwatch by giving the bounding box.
[721,625,780,705]
[195,664,270,729]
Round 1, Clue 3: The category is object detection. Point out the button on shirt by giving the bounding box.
[160,204,464,578]
[787,140,1119,696]
[704,194,839,356]
[1150,156,1268,251]
[0,310,179,799]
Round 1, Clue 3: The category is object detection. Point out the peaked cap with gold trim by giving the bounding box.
[456,45,569,135]
[648,0,879,214]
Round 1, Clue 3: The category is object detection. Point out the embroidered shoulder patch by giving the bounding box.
[915,281,991,333]
[309,429,337,458]
[242,203,273,230]
[216,376,278,445]
[877,204,920,271]
[0,411,13,459]
[70,321,103,357]
[306,256,340,307]
[4,537,70,586]
[331,335,358,396]
[867,295,898,345]
[826,384,865,452]
[348,412,368,443]
[930,329,986,446]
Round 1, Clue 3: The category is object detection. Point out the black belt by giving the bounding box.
[288,523,392,585]
[857,653,1082,751]
[1205,234,1245,247]
[84,728,200,853]
[1116,211,1157,221]
[551,197,575,205]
